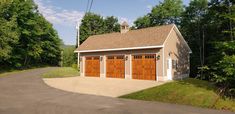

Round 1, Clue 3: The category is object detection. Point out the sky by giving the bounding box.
[34,0,190,45]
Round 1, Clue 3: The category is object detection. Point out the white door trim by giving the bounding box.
[167,58,172,80]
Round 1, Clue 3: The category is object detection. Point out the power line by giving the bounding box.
[88,0,94,13]
[85,0,90,13]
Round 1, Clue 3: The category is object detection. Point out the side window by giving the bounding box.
[172,60,178,69]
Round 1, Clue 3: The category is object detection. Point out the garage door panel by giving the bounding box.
[132,54,156,80]
[106,55,125,78]
[85,57,100,77]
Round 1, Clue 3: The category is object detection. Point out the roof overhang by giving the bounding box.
[74,45,164,53]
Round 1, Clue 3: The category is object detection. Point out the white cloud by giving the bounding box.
[34,0,134,27]
[34,0,84,27]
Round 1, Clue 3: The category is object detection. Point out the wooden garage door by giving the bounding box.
[106,55,125,78]
[85,56,100,77]
[132,54,156,80]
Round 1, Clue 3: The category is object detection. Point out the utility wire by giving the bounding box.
[88,0,94,13]
[85,0,90,14]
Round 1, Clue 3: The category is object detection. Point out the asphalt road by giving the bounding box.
[0,67,234,114]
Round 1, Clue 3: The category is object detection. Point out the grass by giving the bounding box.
[42,67,79,78]
[120,78,235,112]
[0,66,48,77]
[0,69,28,77]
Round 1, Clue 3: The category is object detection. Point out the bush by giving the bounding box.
[61,45,77,67]
[71,64,79,70]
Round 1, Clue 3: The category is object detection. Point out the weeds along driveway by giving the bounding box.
[0,67,234,114]
[43,76,164,97]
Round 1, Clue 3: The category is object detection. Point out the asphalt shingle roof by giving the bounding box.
[76,24,174,52]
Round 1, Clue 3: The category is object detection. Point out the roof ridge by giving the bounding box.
[89,24,175,38]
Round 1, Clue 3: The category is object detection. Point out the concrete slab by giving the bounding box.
[43,77,164,97]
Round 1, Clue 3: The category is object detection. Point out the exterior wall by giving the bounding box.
[164,29,190,80]
[79,48,164,81]
[158,48,165,81]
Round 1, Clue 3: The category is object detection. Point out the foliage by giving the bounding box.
[80,13,120,44]
[150,0,183,26]
[206,0,235,97]
[0,0,62,68]
[0,0,19,62]
[180,0,208,77]
[61,45,77,67]
[211,41,235,97]
[134,0,183,28]
[42,67,79,78]
[104,16,120,33]
[134,15,151,29]
[120,78,235,112]
[133,0,235,97]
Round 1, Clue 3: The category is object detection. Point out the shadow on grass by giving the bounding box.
[176,78,216,91]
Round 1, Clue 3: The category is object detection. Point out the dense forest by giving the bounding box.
[80,0,235,97]
[0,0,61,69]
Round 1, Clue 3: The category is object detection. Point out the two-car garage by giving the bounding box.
[84,54,156,81]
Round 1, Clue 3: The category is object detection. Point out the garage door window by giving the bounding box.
[134,55,142,59]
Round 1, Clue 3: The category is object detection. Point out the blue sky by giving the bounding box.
[34,0,190,45]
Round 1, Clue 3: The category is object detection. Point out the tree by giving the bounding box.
[180,0,208,78]
[207,0,235,97]
[79,13,120,44]
[61,45,77,67]
[79,13,105,44]
[0,0,19,63]
[0,0,62,68]
[150,0,183,26]
[212,41,235,97]
[134,15,151,29]
[104,16,120,33]
[134,0,184,29]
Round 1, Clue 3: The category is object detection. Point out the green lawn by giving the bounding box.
[0,69,26,77]
[120,78,235,112]
[42,67,79,78]
[0,67,46,78]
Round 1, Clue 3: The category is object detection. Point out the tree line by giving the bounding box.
[80,0,235,97]
[79,13,120,45]
[0,0,61,69]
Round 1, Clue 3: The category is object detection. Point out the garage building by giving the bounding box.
[75,22,192,81]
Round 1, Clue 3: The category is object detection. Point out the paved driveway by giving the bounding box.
[43,76,164,97]
[0,67,234,114]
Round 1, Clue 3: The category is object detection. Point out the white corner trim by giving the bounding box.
[75,45,164,53]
